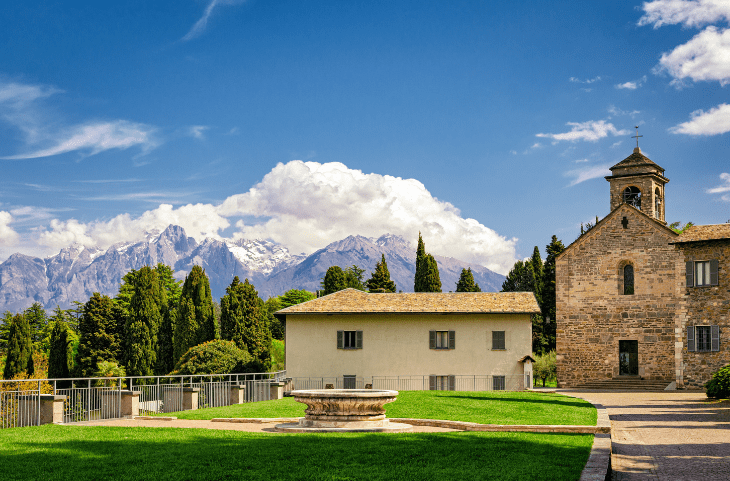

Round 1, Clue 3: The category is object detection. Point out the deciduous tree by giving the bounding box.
[322,266,347,295]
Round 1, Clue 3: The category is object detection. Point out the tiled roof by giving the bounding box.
[671,224,730,243]
[274,288,540,317]
[609,148,664,173]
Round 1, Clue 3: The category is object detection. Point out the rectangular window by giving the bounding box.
[689,260,719,287]
[696,261,711,286]
[493,376,505,391]
[337,330,362,349]
[696,326,711,352]
[343,375,356,389]
[429,375,455,391]
[492,331,506,350]
[429,330,455,350]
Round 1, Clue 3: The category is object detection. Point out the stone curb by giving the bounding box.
[134,416,177,421]
[561,398,611,481]
[211,417,301,423]
[389,418,609,434]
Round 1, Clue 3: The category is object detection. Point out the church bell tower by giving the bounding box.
[605,145,669,223]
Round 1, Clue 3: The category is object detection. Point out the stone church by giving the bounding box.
[556,146,730,389]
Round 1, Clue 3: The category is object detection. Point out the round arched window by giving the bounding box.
[623,187,641,209]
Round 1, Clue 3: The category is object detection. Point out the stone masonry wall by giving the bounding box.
[556,205,682,387]
[677,240,730,388]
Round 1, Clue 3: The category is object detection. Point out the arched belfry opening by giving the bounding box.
[605,145,668,223]
[623,186,641,209]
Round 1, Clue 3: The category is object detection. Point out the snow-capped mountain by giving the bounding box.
[0,226,505,312]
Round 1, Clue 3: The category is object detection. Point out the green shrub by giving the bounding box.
[270,339,285,371]
[534,350,557,387]
[170,340,260,375]
[706,363,730,399]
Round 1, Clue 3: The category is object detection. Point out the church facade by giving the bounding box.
[556,147,730,389]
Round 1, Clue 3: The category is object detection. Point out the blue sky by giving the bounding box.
[1,0,729,274]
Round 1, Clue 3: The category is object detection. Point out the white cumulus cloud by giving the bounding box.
[655,26,730,86]
[669,103,730,135]
[0,211,19,246]
[30,161,517,274]
[707,172,730,196]
[615,76,647,90]
[536,120,630,143]
[638,0,730,28]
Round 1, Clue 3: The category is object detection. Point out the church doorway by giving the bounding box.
[619,340,639,375]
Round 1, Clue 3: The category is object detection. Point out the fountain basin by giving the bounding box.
[275,389,413,433]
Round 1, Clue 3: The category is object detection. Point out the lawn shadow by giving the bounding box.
[438,394,595,410]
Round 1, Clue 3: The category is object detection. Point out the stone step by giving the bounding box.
[573,379,672,390]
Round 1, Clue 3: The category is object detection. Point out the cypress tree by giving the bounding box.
[541,235,566,351]
[173,296,197,363]
[418,254,442,292]
[48,317,72,382]
[414,232,426,291]
[3,314,33,379]
[76,293,120,377]
[456,267,482,292]
[366,254,397,293]
[125,266,162,377]
[220,277,271,369]
[179,265,216,344]
[322,266,347,295]
[528,246,544,307]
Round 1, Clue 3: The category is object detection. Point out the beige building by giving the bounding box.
[275,288,539,391]
[557,147,730,388]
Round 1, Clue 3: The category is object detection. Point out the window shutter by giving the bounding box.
[687,326,695,352]
[448,375,456,391]
[710,259,719,286]
[337,330,343,349]
[429,330,436,349]
[711,325,720,352]
[356,330,363,349]
[448,330,455,350]
[686,261,694,287]
[429,375,436,390]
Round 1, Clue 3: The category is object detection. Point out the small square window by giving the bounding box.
[492,331,506,350]
[493,376,505,391]
[430,330,455,350]
[337,330,362,349]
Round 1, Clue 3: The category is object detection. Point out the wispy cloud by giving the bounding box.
[608,105,641,117]
[3,121,159,160]
[615,75,647,90]
[0,79,161,160]
[73,178,143,184]
[669,103,730,135]
[564,164,612,186]
[188,125,210,139]
[707,173,730,198]
[182,0,246,42]
[80,191,197,203]
[537,120,630,143]
[569,76,602,84]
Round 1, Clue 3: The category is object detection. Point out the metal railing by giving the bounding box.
[0,371,286,429]
[288,374,525,392]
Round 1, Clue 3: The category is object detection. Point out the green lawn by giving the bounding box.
[165,390,597,426]
[0,424,593,481]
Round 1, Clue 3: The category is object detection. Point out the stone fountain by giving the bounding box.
[275,389,413,433]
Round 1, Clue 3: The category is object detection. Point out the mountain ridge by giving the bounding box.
[0,225,505,312]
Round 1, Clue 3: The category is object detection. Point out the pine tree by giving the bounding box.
[344,265,366,290]
[456,267,482,292]
[76,293,120,377]
[173,296,197,362]
[322,266,347,295]
[48,318,72,381]
[23,302,48,347]
[220,277,272,369]
[501,260,535,292]
[414,232,426,291]
[366,254,397,293]
[179,265,216,344]
[3,314,33,379]
[125,266,163,377]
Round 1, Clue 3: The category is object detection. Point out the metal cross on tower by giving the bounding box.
[632,126,642,148]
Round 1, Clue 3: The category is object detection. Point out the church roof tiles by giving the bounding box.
[609,147,665,174]
[671,224,730,243]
